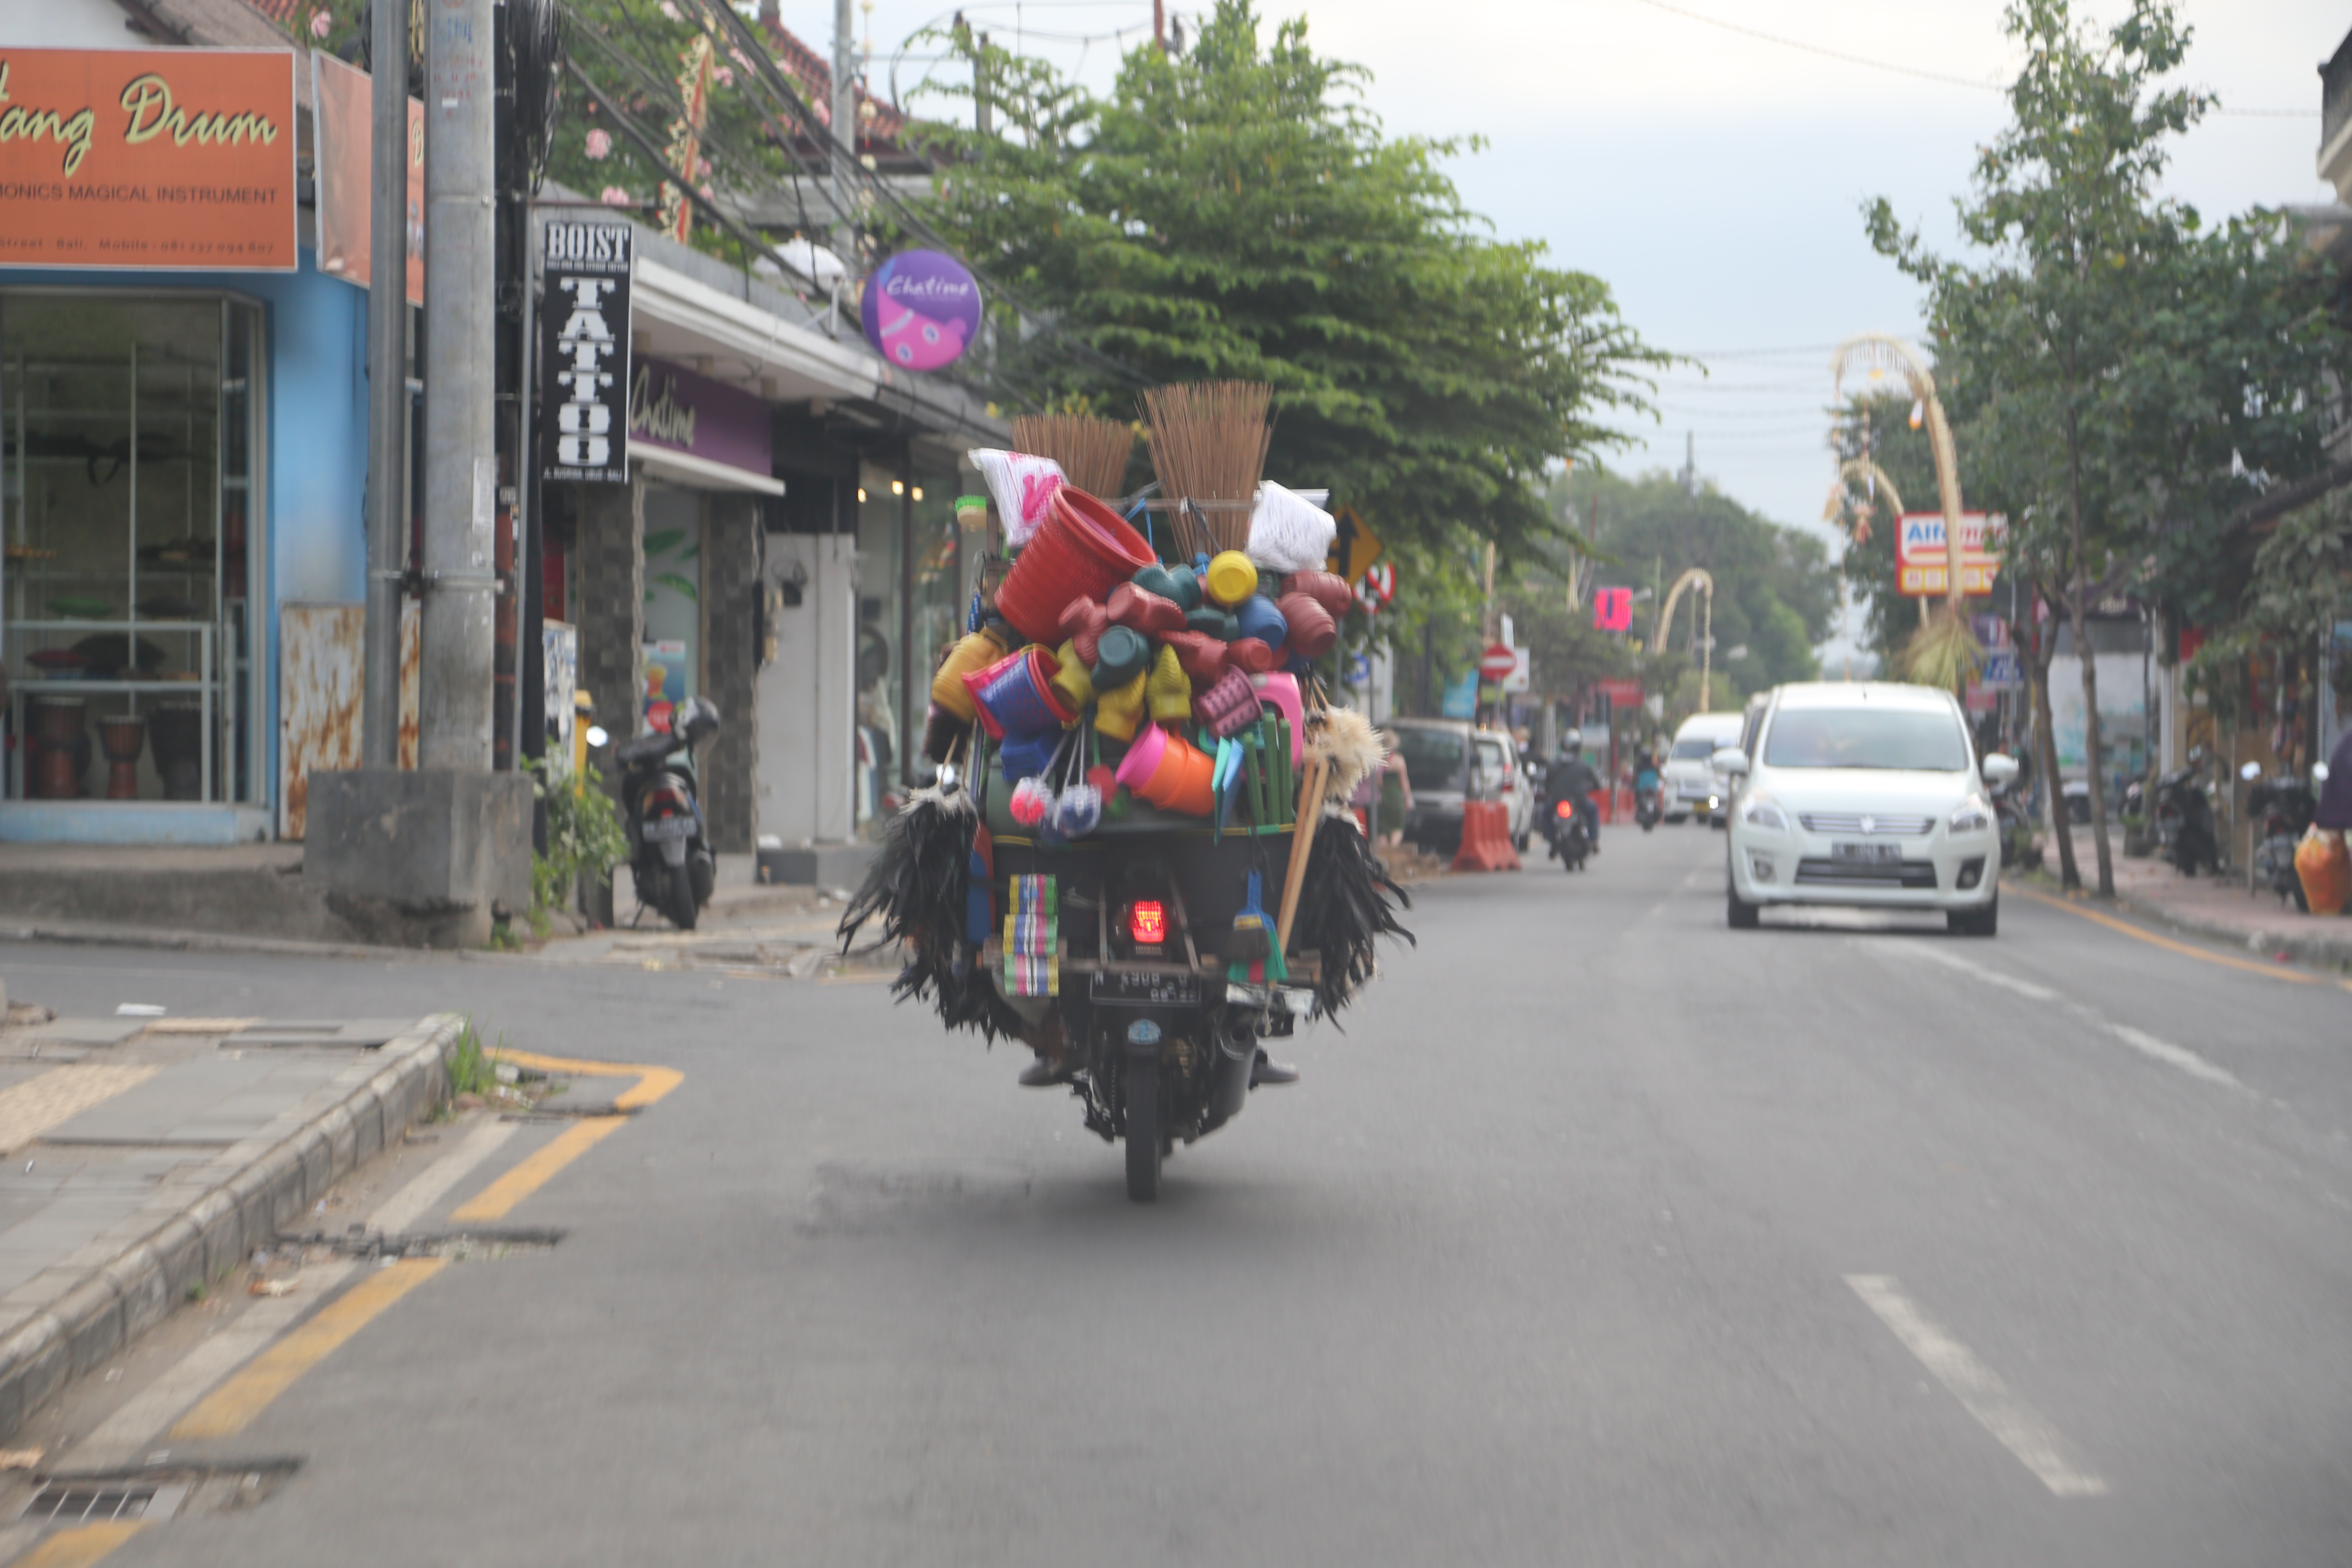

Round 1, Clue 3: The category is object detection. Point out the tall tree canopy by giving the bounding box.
[913,2,1664,570]
[1863,0,2346,894]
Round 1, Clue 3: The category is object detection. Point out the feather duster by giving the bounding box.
[1286,814,1413,1022]
[837,779,1026,1041]
[1308,706,1384,807]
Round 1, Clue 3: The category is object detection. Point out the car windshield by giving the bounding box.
[1669,738,1717,761]
[1763,707,1969,771]
[1393,727,1468,792]
[1474,738,1507,775]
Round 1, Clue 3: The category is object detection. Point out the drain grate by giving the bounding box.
[14,1462,299,1525]
[17,1480,185,1525]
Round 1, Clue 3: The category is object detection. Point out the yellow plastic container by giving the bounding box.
[1204,550,1259,608]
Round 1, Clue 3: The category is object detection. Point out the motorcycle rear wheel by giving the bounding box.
[656,864,699,931]
[1124,1057,1162,1203]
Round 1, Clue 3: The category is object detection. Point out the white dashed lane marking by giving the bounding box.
[1846,1274,2108,1498]
[1852,938,2247,1094]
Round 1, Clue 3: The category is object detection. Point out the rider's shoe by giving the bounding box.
[1018,1058,1072,1087]
[1250,1050,1300,1087]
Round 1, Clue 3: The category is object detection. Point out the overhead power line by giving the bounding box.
[1624,0,2317,119]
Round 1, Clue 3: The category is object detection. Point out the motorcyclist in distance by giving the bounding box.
[1543,729,1605,857]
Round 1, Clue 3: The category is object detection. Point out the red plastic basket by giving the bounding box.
[995,487,1158,645]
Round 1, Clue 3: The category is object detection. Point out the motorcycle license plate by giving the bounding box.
[642,816,691,842]
[1089,970,1200,1006]
[1831,841,1903,863]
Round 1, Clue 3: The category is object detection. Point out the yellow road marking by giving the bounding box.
[0,1066,160,1156]
[450,1119,630,1221]
[447,1049,681,1222]
[2011,882,2331,988]
[7,1524,145,1568]
[168,1259,448,1439]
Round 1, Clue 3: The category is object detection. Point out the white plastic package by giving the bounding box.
[967,449,1067,547]
[1248,481,1337,574]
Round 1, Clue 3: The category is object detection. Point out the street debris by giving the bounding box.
[249,1278,299,1298]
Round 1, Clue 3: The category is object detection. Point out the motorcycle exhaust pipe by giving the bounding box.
[1203,1016,1256,1132]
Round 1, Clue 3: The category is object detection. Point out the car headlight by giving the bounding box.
[1740,793,1787,831]
[1948,795,1992,833]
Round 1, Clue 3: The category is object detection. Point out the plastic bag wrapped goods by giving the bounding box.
[968,450,1067,547]
[1248,482,1336,574]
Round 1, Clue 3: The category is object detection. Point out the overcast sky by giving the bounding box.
[816,0,2345,643]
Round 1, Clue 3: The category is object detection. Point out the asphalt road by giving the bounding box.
[3,824,2349,1568]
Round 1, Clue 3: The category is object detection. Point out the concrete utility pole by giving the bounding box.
[421,0,498,768]
[363,0,408,767]
[833,0,857,267]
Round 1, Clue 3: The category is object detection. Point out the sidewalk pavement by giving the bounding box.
[2052,833,2352,973]
[0,1008,459,1439]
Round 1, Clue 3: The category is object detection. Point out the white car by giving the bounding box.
[1662,712,1743,824]
[1718,682,2013,936]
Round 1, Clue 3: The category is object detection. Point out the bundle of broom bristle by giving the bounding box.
[1011,413,1135,501]
[1287,816,1413,1023]
[1143,381,1272,557]
[837,782,1025,1042]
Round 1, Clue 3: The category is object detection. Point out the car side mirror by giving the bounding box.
[1981,753,2018,786]
[1711,747,1750,777]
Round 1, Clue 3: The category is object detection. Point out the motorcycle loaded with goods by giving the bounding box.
[838,390,1413,1202]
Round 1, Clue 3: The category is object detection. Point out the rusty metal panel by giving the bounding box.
[398,597,420,770]
[279,603,365,841]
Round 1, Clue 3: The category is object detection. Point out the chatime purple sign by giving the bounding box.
[860,249,981,372]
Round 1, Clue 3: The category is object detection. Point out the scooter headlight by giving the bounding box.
[1740,792,1787,831]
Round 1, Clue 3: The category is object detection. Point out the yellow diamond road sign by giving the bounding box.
[1326,505,1383,587]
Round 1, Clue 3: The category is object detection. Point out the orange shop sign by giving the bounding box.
[0,48,297,272]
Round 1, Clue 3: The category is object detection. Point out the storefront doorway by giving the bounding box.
[0,291,266,807]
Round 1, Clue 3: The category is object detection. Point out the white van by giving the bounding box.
[1662,711,1744,823]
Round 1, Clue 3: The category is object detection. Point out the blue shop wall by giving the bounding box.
[0,250,368,842]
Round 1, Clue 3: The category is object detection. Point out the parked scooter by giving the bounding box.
[2150,753,2220,877]
[614,696,720,930]
[1992,775,2037,869]
[2245,761,2318,910]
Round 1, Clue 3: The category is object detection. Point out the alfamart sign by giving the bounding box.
[1896,512,2004,597]
[0,48,296,270]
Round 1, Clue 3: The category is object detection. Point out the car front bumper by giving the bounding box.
[1727,819,1999,910]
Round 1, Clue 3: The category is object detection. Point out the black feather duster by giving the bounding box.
[836,783,1025,1041]
[1287,814,1413,1021]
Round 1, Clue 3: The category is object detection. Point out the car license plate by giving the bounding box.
[642,816,690,842]
[1089,970,1200,1006]
[1831,841,1902,863]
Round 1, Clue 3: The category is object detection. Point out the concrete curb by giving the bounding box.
[0,1013,465,1440]
[0,920,563,968]
[2106,889,2352,974]
[2022,870,2352,974]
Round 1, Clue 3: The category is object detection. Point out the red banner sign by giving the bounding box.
[311,51,423,303]
[0,48,297,271]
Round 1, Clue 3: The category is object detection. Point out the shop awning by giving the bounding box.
[629,441,786,496]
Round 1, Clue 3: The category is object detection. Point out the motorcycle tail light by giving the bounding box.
[1555,800,1574,818]
[1127,900,1167,946]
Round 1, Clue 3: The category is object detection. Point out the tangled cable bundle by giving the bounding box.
[836,781,1024,1041]
[1286,815,1413,1022]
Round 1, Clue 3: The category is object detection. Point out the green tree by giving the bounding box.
[911,3,1665,588]
[1865,0,2345,897]
[1552,467,1838,724]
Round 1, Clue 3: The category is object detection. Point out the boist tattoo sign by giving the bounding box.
[540,220,632,485]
